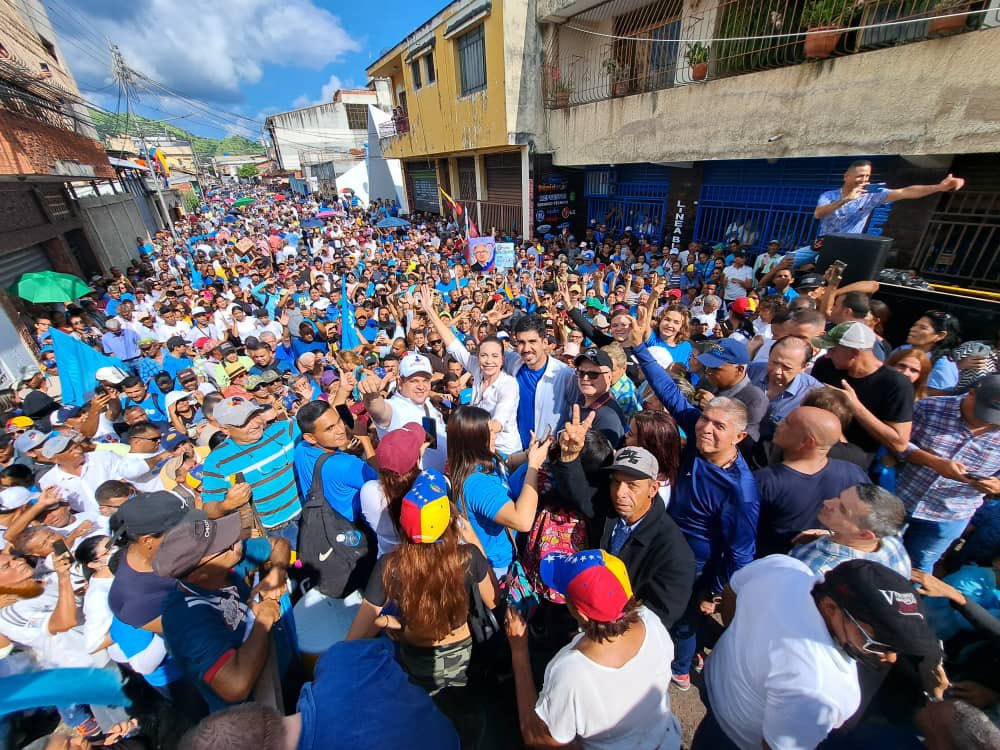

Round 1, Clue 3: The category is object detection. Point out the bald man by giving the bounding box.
[753,406,870,556]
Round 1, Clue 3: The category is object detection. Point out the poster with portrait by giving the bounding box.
[494,242,516,269]
[467,236,497,273]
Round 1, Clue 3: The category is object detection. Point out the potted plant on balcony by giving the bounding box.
[602,57,632,97]
[928,0,970,35]
[551,80,574,108]
[802,0,853,58]
[685,42,710,81]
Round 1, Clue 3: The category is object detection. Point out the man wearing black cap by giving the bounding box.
[157,514,293,712]
[693,557,941,750]
[573,348,627,447]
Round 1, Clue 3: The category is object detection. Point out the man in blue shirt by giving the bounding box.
[633,337,759,690]
[156,513,294,713]
[101,319,141,363]
[293,400,375,522]
[162,336,195,379]
[119,375,170,425]
[815,160,964,236]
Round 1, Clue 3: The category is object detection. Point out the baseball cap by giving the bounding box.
[166,335,188,350]
[697,338,750,368]
[399,469,450,543]
[400,352,433,378]
[22,391,58,419]
[196,337,221,353]
[574,349,613,370]
[768,239,781,246]
[191,306,208,316]
[0,486,34,512]
[165,391,194,411]
[50,405,83,427]
[730,297,758,316]
[213,396,263,427]
[95,366,129,384]
[973,374,1000,425]
[259,369,282,384]
[105,318,121,330]
[138,338,155,349]
[6,415,34,432]
[540,549,634,622]
[246,375,265,391]
[585,297,609,313]
[607,446,659,481]
[152,512,244,578]
[40,431,76,459]
[376,423,426,475]
[14,429,47,454]
[218,341,236,354]
[796,273,826,291]
[823,559,940,659]
[811,322,876,351]
[581,250,595,261]
[666,288,682,300]
[160,429,189,451]
[111,490,198,540]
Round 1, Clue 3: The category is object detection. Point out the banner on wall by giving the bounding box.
[466,236,497,273]
[534,172,575,237]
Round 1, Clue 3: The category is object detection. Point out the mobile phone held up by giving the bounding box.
[421,416,438,450]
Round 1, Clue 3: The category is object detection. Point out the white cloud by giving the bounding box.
[57,0,360,106]
[291,74,344,109]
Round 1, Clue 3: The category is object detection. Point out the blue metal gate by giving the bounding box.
[585,164,670,241]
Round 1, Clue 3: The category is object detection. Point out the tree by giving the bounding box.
[238,163,259,179]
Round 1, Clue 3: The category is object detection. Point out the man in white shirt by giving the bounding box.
[722,253,755,302]
[359,352,447,473]
[694,556,941,750]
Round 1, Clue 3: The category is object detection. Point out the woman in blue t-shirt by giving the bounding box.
[897,310,962,394]
[646,302,694,369]
[446,406,552,578]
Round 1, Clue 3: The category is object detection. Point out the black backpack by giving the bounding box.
[296,453,376,598]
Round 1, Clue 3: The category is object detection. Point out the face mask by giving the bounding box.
[842,639,885,670]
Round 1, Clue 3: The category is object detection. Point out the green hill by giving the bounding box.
[88,108,265,162]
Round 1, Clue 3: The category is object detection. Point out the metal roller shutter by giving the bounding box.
[484,152,521,203]
[0,246,53,291]
[407,163,439,213]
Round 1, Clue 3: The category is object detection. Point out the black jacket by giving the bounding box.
[600,498,695,630]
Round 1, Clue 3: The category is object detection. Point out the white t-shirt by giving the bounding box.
[358,480,401,558]
[535,606,681,750]
[376,393,447,473]
[705,555,861,750]
[723,264,754,300]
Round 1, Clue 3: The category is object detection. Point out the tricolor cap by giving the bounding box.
[540,549,633,622]
[399,469,451,543]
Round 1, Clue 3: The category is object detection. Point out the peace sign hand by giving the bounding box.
[559,404,596,463]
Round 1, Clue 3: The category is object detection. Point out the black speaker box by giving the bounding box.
[817,233,894,285]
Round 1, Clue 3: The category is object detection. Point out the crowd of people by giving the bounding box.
[2,175,1000,750]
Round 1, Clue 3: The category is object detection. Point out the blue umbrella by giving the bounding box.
[221,215,238,223]
[301,218,323,229]
[376,217,411,229]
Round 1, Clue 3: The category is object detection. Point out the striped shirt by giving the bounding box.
[898,396,1000,522]
[789,534,911,578]
[202,420,302,528]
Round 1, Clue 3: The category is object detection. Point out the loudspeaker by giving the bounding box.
[817,233,894,285]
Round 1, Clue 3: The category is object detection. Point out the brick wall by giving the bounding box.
[0,109,114,179]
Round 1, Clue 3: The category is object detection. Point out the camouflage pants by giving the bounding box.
[399,637,473,693]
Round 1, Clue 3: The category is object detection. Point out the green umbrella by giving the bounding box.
[11,270,93,304]
[233,197,254,208]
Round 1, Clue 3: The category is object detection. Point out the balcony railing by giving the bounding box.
[543,0,997,109]
[378,113,411,140]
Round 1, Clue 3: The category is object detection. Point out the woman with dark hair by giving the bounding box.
[646,303,694,368]
[626,411,681,506]
[447,406,552,578]
[359,424,428,557]
[899,309,962,393]
[885,348,932,401]
[346,469,497,693]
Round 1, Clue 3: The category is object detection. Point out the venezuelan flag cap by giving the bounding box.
[540,550,633,622]
[399,469,451,544]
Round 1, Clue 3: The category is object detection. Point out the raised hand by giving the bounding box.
[558,404,596,463]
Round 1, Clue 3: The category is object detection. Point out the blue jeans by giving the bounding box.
[268,519,300,549]
[669,594,705,677]
[903,516,969,571]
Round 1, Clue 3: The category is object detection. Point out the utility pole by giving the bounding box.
[110,43,176,238]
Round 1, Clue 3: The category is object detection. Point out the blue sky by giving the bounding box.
[44,0,441,142]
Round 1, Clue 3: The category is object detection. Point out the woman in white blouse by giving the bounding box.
[420,285,522,455]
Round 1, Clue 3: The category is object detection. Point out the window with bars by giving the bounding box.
[424,53,436,84]
[345,103,368,131]
[410,59,422,90]
[457,25,486,96]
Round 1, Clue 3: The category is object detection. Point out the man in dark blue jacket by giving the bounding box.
[633,339,760,690]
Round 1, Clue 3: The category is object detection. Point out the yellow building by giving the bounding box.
[367,0,544,236]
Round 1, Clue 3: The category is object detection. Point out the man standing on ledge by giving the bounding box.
[815,160,964,236]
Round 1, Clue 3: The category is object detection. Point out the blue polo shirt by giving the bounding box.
[292,443,376,521]
[515,360,546,449]
[458,465,514,571]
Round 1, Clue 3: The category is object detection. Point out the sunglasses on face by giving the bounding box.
[576,370,607,381]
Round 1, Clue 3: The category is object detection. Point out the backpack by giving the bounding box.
[522,507,589,604]
[296,453,376,599]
